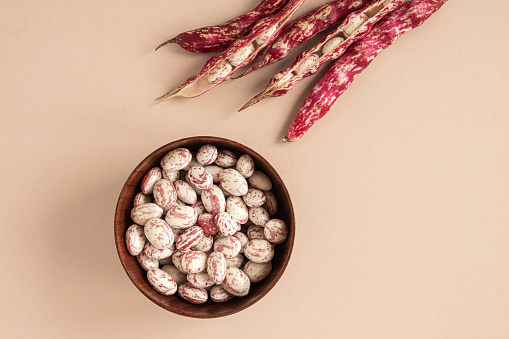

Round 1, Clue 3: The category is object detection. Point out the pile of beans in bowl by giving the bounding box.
[125,144,288,304]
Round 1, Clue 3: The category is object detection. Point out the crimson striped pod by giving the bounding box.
[239,0,406,111]
[156,0,290,53]
[238,0,373,78]
[156,0,304,103]
[284,0,450,142]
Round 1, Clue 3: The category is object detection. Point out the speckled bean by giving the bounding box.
[176,226,204,250]
[215,150,238,168]
[187,166,213,190]
[263,191,278,216]
[225,253,244,268]
[165,205,198,229]
[322,36,345,55]
[213,236,242,258]
[210,285,235,303]
[180,251,208,273]
[342,13,369,37]
[137,251,159,271]
[264,219,288,244]
[244,239,274,263]
[207,252,227,284]
[295,53,319,74]
[196,144,218,165]
[178,283,208,304]
[198,213,219,235]
[182,153,202,171]
[131,203,164,226]
[255,25,277,45]
[160,148,192,171]
[125,224,146,256]
[215,212,238,237]
[248,170,272,191]
[243,261,272,282]
[141,167,162,195]
[228,42,256,67]
[243,188,266,208]
[143,241,174,259]
[171,249,189,273]
[162,169,179,182]
[144,218,174,249]
[133,192,152,207]
[192,233,214,252]
[187,272,215,289]
[247,225,266,240]
[222,267,250,297]
[153,179,178,208]
[201,185,226,214]
[248,206,270,226]
[208,60,233,84]
[219,168,249,196]
[186,176,203,196]
[147,269,178,295]
[174,180,197,204]
[236,154,255,178]
[226,196,249,224]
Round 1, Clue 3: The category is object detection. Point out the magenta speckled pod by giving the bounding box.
[156,0,290,53]
[156,0,305,103]
[240,0,406,111]
[239,0,373,78]
[285,0,449,142]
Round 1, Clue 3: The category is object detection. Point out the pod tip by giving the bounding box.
[155,38,176,51]
[282,136,292,143]
[238,99,256,112]
[155,91,176,104]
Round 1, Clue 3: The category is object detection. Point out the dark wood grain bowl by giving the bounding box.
[114,136,295,318]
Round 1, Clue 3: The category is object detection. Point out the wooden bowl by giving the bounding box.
[114,136,295,318]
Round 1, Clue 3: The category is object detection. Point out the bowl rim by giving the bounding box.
[114,136,295,318]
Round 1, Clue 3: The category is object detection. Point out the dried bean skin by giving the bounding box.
[156,0,290,53]
[285,0,449,142]
[239,0,406,111]
[156,0,305,103]
[239,0,373,78]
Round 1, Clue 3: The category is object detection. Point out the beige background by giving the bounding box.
[1,0,508,338]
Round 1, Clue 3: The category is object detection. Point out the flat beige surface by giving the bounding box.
[1,0,508,338]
